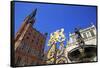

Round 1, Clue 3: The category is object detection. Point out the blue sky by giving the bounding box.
[14,2,97,51]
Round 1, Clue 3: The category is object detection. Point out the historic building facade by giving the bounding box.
[65,24,97,63]
[15,9,47,66]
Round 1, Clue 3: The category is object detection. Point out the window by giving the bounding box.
[27,48,31,53]
[26,36,29,39]
[40,40,43,44]
[20,58,25,66]
[33,35,35,39]
[34,31,37,36]
[90,30,95,37]
[31,61,37,65]
[28,32,31,35]
[83,33,87,39]
[20,42,26,50]
[31,39,34,43]
[30,48,34,55]
[21,42,30,53]
[86,31,91,37]
[36,40,38,45]
[16,56,21,65]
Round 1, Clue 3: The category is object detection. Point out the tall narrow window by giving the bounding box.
[31,39,34,43]
[83,33,87,39]
[20,42,26,50]
[26,36,29,39]
[87,31,91,37]
[28,32,31,35]
[90,30,95,37]
[16,57,21,65]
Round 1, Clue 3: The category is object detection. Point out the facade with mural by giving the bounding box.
[47,28,67,64]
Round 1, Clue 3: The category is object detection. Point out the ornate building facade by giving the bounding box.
[65,24,97,63]
[15,9,47,66]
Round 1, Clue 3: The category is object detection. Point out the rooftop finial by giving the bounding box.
[29,8,37,19]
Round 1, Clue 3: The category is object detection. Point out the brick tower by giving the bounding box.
[15,9,47,66]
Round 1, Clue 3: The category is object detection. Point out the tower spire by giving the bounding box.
[29,8,37,19]
[27,8,37,25]
[15,9,37,42]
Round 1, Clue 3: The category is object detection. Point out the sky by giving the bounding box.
[14,2,97,52]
